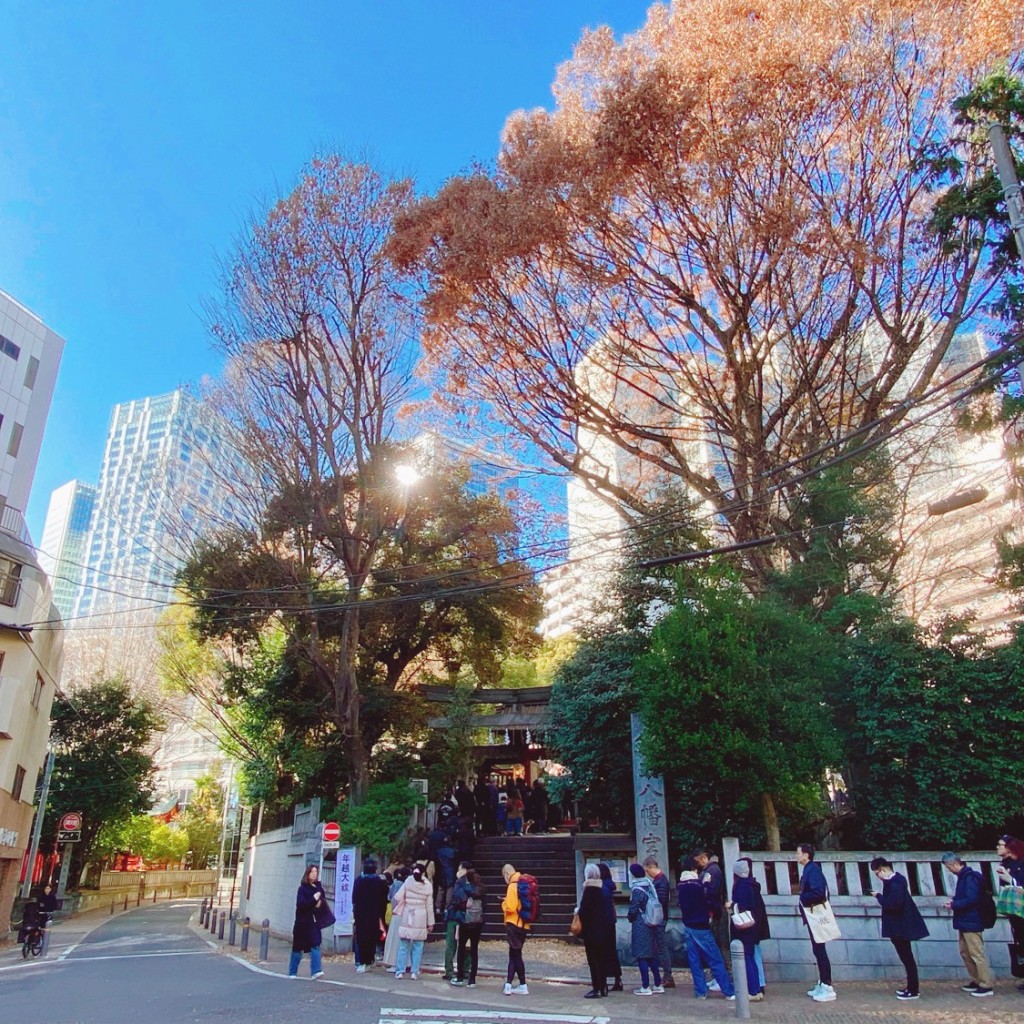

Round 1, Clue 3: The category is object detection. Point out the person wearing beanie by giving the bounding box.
[627,863,664,995]
[726,860,764,1001]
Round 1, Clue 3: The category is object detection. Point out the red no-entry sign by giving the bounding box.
[322,821,340,843]
[60,812,82,832]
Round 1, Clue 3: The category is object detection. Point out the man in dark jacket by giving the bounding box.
[942,852,993,996]
[644,856,675,988]
[797,843,836,1002]
[871,857,928,999]
[693,848,730,985]
[677,857,734,1000]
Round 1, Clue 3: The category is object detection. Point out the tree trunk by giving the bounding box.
[337,606,369,804]
[762,792,781,852]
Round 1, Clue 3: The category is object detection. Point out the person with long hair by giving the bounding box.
[393,863,435,980]
[289,864,327,979]
[996,834,1024,991]
[597,863,623,991]
[352,858,388,973]
[728,860,765,1001]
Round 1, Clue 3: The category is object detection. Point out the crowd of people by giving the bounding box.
[286,827,1024,1001]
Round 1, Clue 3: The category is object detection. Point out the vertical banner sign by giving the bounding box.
[631,714,670,874]
[334,847,357,935]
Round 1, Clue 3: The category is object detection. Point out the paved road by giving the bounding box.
[0,902,612,1024]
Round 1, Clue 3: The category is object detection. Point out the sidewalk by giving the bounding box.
[202,913,1024,1024]
[1,904,126,970]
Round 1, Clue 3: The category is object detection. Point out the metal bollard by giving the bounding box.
[152,888,157,903]
[229,911,237,946]
[258,918,270,961]
[41,927,52,958]
[730,939,750,1019]
[218,911,226,941]
[123,893,129,911]
[210,908,219,933]
[200,897,208,922]
[110,899,116,916]
[136,888,142,907]
[240,916,250,953]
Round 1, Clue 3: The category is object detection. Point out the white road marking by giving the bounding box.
[56,950,209,963]
[380,1011,609,1024]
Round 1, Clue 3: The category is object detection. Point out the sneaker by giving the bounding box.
[287,974,297,979]
[970,987,994,998]
[503,983,514,996]
[634,987,653,996]
[694,993,708,1000]
[395,972,403,980]
[651,985,665,994]
[311,971,324,980]
[467,982,476,988]
[896,991,919,1000]
[807,982,823,997]
[813,985,837,1002]
[511,984,529,995]
[725,995,736,1001]
[410,973,419,981]
[961,981,980,992]
[450,979,464,987]
[356,965,366,974]
[708,979,721,992]
[749,993,765,1001]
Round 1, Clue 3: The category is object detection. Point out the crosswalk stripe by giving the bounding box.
[380,1010,609,1024]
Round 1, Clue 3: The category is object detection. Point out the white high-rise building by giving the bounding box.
[39,480,97,620]
[73,389,245,621]
[0,289,64,932]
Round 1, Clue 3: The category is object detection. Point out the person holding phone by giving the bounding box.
[870,858,928,1000]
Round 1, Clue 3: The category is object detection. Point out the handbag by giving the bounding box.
[569,912,583,937]
[1008,943,1024,980]
[731,908,756,929]
[803,900,841,943]
[313,897,336,930]
[997,885,1024,918]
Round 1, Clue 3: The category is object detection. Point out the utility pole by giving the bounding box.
[20,749,53,898]
[216,760,235,885]
[989,123,1024,262]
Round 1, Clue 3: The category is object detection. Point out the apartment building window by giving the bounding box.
[0,557,22,606]
[31,672,43,709]
[12,764,27,802]
[7,422,23,458]
[0,335,20,361]
[24,355,39,389]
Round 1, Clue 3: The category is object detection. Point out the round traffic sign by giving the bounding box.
[60,812,82,831]
[322,821,340,843]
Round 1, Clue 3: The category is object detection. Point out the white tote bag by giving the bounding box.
[803,900,841,943]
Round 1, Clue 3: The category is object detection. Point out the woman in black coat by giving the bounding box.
[598,863,623,991]
[352,858,389,972]
[289,864,328,978]
[578,865,610,998]
[870,857,929,1000]
[996,835,1024,950]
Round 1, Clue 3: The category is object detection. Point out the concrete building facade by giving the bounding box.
[0,289,64,934]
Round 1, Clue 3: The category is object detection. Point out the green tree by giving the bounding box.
[325,779,426,859]
[45,676,161,885]
[635,568,841,851]
[547,631,644,831]
[178,770,225,869]
[838,614,1024,848]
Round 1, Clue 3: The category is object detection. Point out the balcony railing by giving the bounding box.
[0,505,31,545]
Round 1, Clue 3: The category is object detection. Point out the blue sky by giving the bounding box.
[0,1,652,540]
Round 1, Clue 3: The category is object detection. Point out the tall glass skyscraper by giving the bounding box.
[71,389,246,621]
[38,480,97,620]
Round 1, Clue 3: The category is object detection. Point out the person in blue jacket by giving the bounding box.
[870,857,929,1000]
[677,856,735,1000]
[797,843,836,1002]
[942,852,993,997]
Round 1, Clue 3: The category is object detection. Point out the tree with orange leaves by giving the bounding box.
[393,0,1023,593]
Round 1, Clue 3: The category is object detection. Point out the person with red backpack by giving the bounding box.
[501,862,539,995]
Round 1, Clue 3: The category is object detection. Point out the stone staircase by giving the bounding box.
[470,833,577,940]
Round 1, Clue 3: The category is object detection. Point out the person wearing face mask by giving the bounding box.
[870,858,929,1001]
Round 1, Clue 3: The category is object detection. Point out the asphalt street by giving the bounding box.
[0,902,614,1024]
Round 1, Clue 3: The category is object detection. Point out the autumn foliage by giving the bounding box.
[393,0,1023,586]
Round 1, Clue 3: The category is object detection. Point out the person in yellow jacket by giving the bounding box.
[501,863,529,995]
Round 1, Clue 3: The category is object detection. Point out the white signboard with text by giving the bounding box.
[333,846,357,936]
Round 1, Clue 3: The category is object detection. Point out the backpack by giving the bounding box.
[465,895,484,925]
[978,870,998,930]
[641,885,664,926]
[516,874,541,924]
